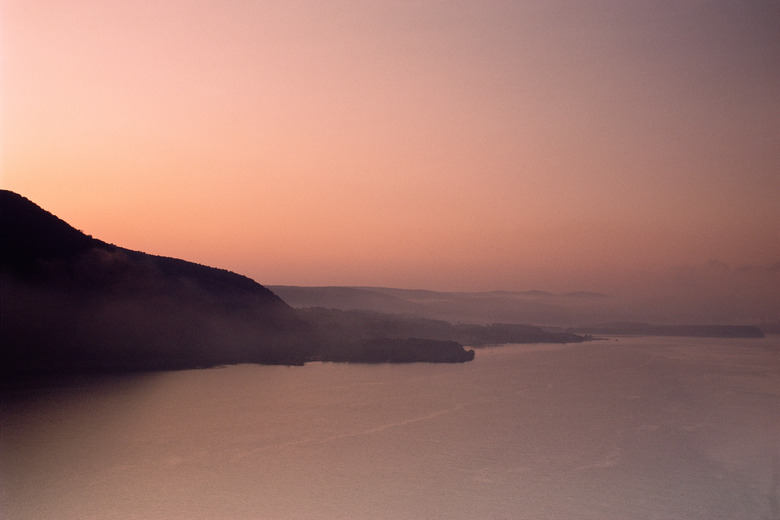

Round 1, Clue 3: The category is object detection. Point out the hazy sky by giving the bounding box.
[2,1,778,294]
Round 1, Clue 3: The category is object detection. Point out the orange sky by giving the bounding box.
[2,1,778,294]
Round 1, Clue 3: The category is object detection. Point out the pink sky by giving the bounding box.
[2,1,778,295]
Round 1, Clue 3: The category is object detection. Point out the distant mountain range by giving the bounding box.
[269,285,612,325]
[269,286,771,337]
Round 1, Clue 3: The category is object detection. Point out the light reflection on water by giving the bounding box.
[2,336,779,519]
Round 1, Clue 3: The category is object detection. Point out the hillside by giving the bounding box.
[1,191,478,376]
[298,308,589,350]
[1,190,316,375]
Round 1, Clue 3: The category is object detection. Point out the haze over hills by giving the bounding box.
[269,286,614,326]
[570,322,764,338]
[269,284,776,333]
[3,190,767,380]
[0,191,482,376]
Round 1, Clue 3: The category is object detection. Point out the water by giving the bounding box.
[2,336,779,519]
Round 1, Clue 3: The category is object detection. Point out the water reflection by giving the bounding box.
[2,338,778,520]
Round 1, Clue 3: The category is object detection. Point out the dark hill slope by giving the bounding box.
[1,190,283,303]
[1,190,315,375]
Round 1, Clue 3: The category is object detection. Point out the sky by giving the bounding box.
[2,1,778,298]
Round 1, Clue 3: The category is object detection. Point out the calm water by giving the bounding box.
[2,336,779,519]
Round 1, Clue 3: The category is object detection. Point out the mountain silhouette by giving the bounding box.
[1,191,479,377]
[1,190,316,375]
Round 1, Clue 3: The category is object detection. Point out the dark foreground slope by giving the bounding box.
[1,191,317,375]
[1,191,475,376]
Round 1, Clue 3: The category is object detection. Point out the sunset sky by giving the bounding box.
[2,1,778,295]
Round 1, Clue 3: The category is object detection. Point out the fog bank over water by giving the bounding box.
[2,336,778,519]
